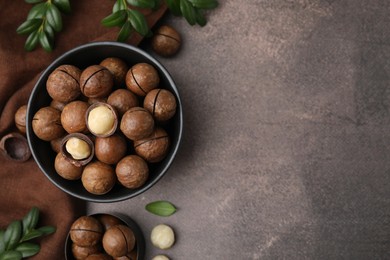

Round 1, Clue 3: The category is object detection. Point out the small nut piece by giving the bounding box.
[120,107,154,141]
[151,224,175,250]
[14,105,27,134]
[81,161,116,195]
[65,137,91,160]
[103,225,136,258]
[143,89,177,121]
[116,155,149,189]
[32,106,65,141]
[70,216,103,247]
[152,255,170,260]
[125,63,159,96]
[86,102,118,137]
[46,64,81,103]
[152,25,181,57]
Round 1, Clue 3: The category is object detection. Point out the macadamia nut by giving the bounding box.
[152,255,170,260]
[65,137,91,160]
[151,224,175,250]
[87,106,115,135]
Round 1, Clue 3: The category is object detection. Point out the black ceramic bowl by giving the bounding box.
[65,213,145,259]
[26,42,183,203]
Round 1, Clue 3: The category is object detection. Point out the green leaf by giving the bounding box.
[126,0,156,9]
[46,4,62,32]
[39,31,53,52]
[22,207,39,235]
[24,31,39,51]
[27,2,47,20]
[180,0,196,25]
[0,231,5,254]
[0,251,22,260]
[25,0,43,3]
[113,0,127,12]
[145,200,177,217]
[53,0,71,13]
[15,243,40,258]
[45,24,55,41]
[128,9,149,36]
[188,0,218,9]
[166,0,181,16]
[16,18,42,35]
[194,8,206,26]
[20,229,43,242]
[101,10,127,27]
[36,226,56,235]
[117,21,132,42]
[4,221,22,251]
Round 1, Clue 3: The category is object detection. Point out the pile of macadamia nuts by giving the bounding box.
[69,214,139,259]
[32,57,177,195]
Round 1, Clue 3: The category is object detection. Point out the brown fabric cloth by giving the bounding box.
[0,1,166,259]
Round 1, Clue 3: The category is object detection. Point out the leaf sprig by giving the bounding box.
[17,0,71,52]
[102,0,219,42]
[0,207,56,260]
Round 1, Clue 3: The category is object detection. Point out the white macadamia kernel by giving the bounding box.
[65,137,91,160]
[87,106,115,135]
[152,255,170,260]
[150,224,175,250]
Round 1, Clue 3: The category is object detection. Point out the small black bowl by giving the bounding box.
[65,213,145,259]
[26,42,183,203]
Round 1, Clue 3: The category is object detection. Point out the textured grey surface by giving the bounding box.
[88,1,390,259]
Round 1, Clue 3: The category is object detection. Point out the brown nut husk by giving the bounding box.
[86,102,118,137]
[54,152,83,180]
[143,89,177,122]
[61,133,94,167]
[50,136,64,153]
[80,65,114,98]
[81,161,116,195]
[61,100,89,133]
[86,254,113,260]
[50,99,67,111]
[0,133,31,162]
[70,216,103,247]
[107,89,139,117]
[72,243,101,260]
[120,107,154,141]
[100,57,129,87]
[116,155,149,189]
[125,63,159,96]
[152,25,181,57]
[14,105,27,134]
[32,106,65,141]
[103,225,136,258]
[134,127,170,163]
[95,134,127,165]
[46,64,81,103]
[115,250,137,260]
[96,214,124,231]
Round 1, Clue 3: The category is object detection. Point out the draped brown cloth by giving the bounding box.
[0,1,166,259]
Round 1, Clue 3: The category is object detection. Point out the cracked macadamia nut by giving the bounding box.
[126,63,159,96]
[32,106,65,141]
[100,57,129,87]
[152,25,181,57]
[120,107,154,141]
[70,216,103,247]
[65,137,91,160]
[103,224,136,258]
[116,155,149,189]
[81,161,116,195]
[61,100,89,133]
[14,105,27,134]
[151,224,175,250]
[143,89,177,122]
[134,127,170,163]
[54,152,83,180]
[152,255,170,260]
[46,64,81,103]
[86,103,118,137]
[80,65,114,98]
